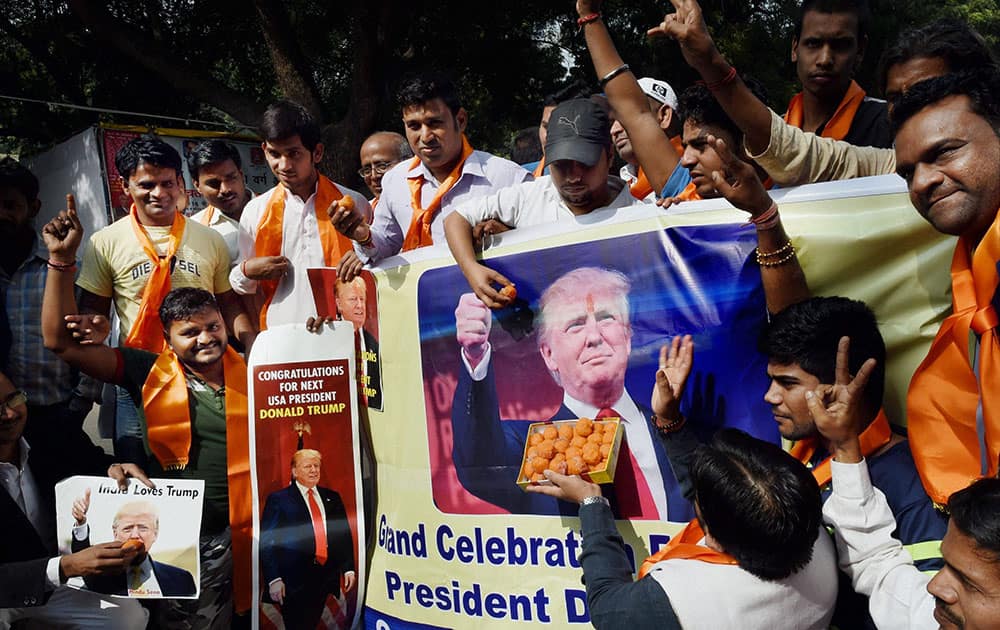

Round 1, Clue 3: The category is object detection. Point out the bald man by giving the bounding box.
[358,131,412,208]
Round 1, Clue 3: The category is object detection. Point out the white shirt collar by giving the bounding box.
[562,389,641,424]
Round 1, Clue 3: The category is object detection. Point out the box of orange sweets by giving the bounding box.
[516,417,623,489]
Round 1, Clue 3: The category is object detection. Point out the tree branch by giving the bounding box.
[66,0,266,125]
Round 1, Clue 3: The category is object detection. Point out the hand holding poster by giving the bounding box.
[55,476,204,599]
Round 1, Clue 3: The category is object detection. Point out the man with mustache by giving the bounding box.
[188,139,255,267]
[43,206,255,627]
[783,0,890,148]
[810,339,1000,630]
[330,73,528,273]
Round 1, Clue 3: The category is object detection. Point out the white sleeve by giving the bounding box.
[45,557,61,588]
[460,344,492,382]
[823,459,937,630]
[229,195,265,295]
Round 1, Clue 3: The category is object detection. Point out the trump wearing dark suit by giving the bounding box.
[450,267,691,521]
[261,449,355,630]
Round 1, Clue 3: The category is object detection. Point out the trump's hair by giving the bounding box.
[291,448,323,468]
[112,501,160,531]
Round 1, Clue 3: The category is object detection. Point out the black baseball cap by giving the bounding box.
[543,99,610,167]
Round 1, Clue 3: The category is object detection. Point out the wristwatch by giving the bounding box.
[581,495,610,508]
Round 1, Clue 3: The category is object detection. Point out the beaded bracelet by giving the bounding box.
[650,413,686,436]
[756,241,797,267]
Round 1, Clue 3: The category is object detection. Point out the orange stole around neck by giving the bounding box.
[637,518,737,580]
[253,177,353,329]
[784,80,865,141]
[789,409,893,487]
[125,207,186,353]
[141,347,253,612]
[908,210,1000,504]
[401,135,475,251]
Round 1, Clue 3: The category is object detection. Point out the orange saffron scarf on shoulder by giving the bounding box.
[630,168,654,200]
[141,346,253,613]
[789,409,894,487]
[253,177,353,329]
[784,80,865,141]
[401,136,475,251]
[637,518,737,580]
[126,208,185,353]
[908,210,1000,505]
[532,156,546,178]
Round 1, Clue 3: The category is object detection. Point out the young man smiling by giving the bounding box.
[76,138,252,466]
[188,139,255,266]
[230,100,370,329]
[330,73,528,268]
[43,205,254,626]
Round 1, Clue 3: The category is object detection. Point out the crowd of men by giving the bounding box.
[1,0,999,627]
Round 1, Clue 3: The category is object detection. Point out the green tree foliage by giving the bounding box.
[1,0,997,184]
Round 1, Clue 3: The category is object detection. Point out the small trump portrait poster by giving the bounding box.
[55,476,205,599]
[307,267,383,411]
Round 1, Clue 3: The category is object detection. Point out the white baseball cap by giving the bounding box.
[637,77,678,111]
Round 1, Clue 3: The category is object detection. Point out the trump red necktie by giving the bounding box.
[598,407,658,519]
[307,488,328,565]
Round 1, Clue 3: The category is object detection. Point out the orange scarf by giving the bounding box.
[141,346,253,612]
[253,177,352,329]
[126,208,185,353]
[401,136,474,251]
[677,181,701,202]
[637,518,737,579]
[789,409,894,487]
[532,156,546,178]
[199,206,217,225]
[784,80,865,141]
[908,211,1000,504]
[630,168,654,200]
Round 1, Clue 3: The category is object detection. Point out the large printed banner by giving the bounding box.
[357,175,954,629]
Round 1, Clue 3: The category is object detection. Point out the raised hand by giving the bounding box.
[805,336,877,463]
[647,0,717,68]
[72,488,91,526]
[651,335,693,422]
[705,135,773,217]
[575,0,604,18]
[42,195,84,262]
[455,293,493,366]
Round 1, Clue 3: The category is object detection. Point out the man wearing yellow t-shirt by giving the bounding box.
[76,137,253,466]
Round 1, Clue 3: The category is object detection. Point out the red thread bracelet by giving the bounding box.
[577,12,601,27]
